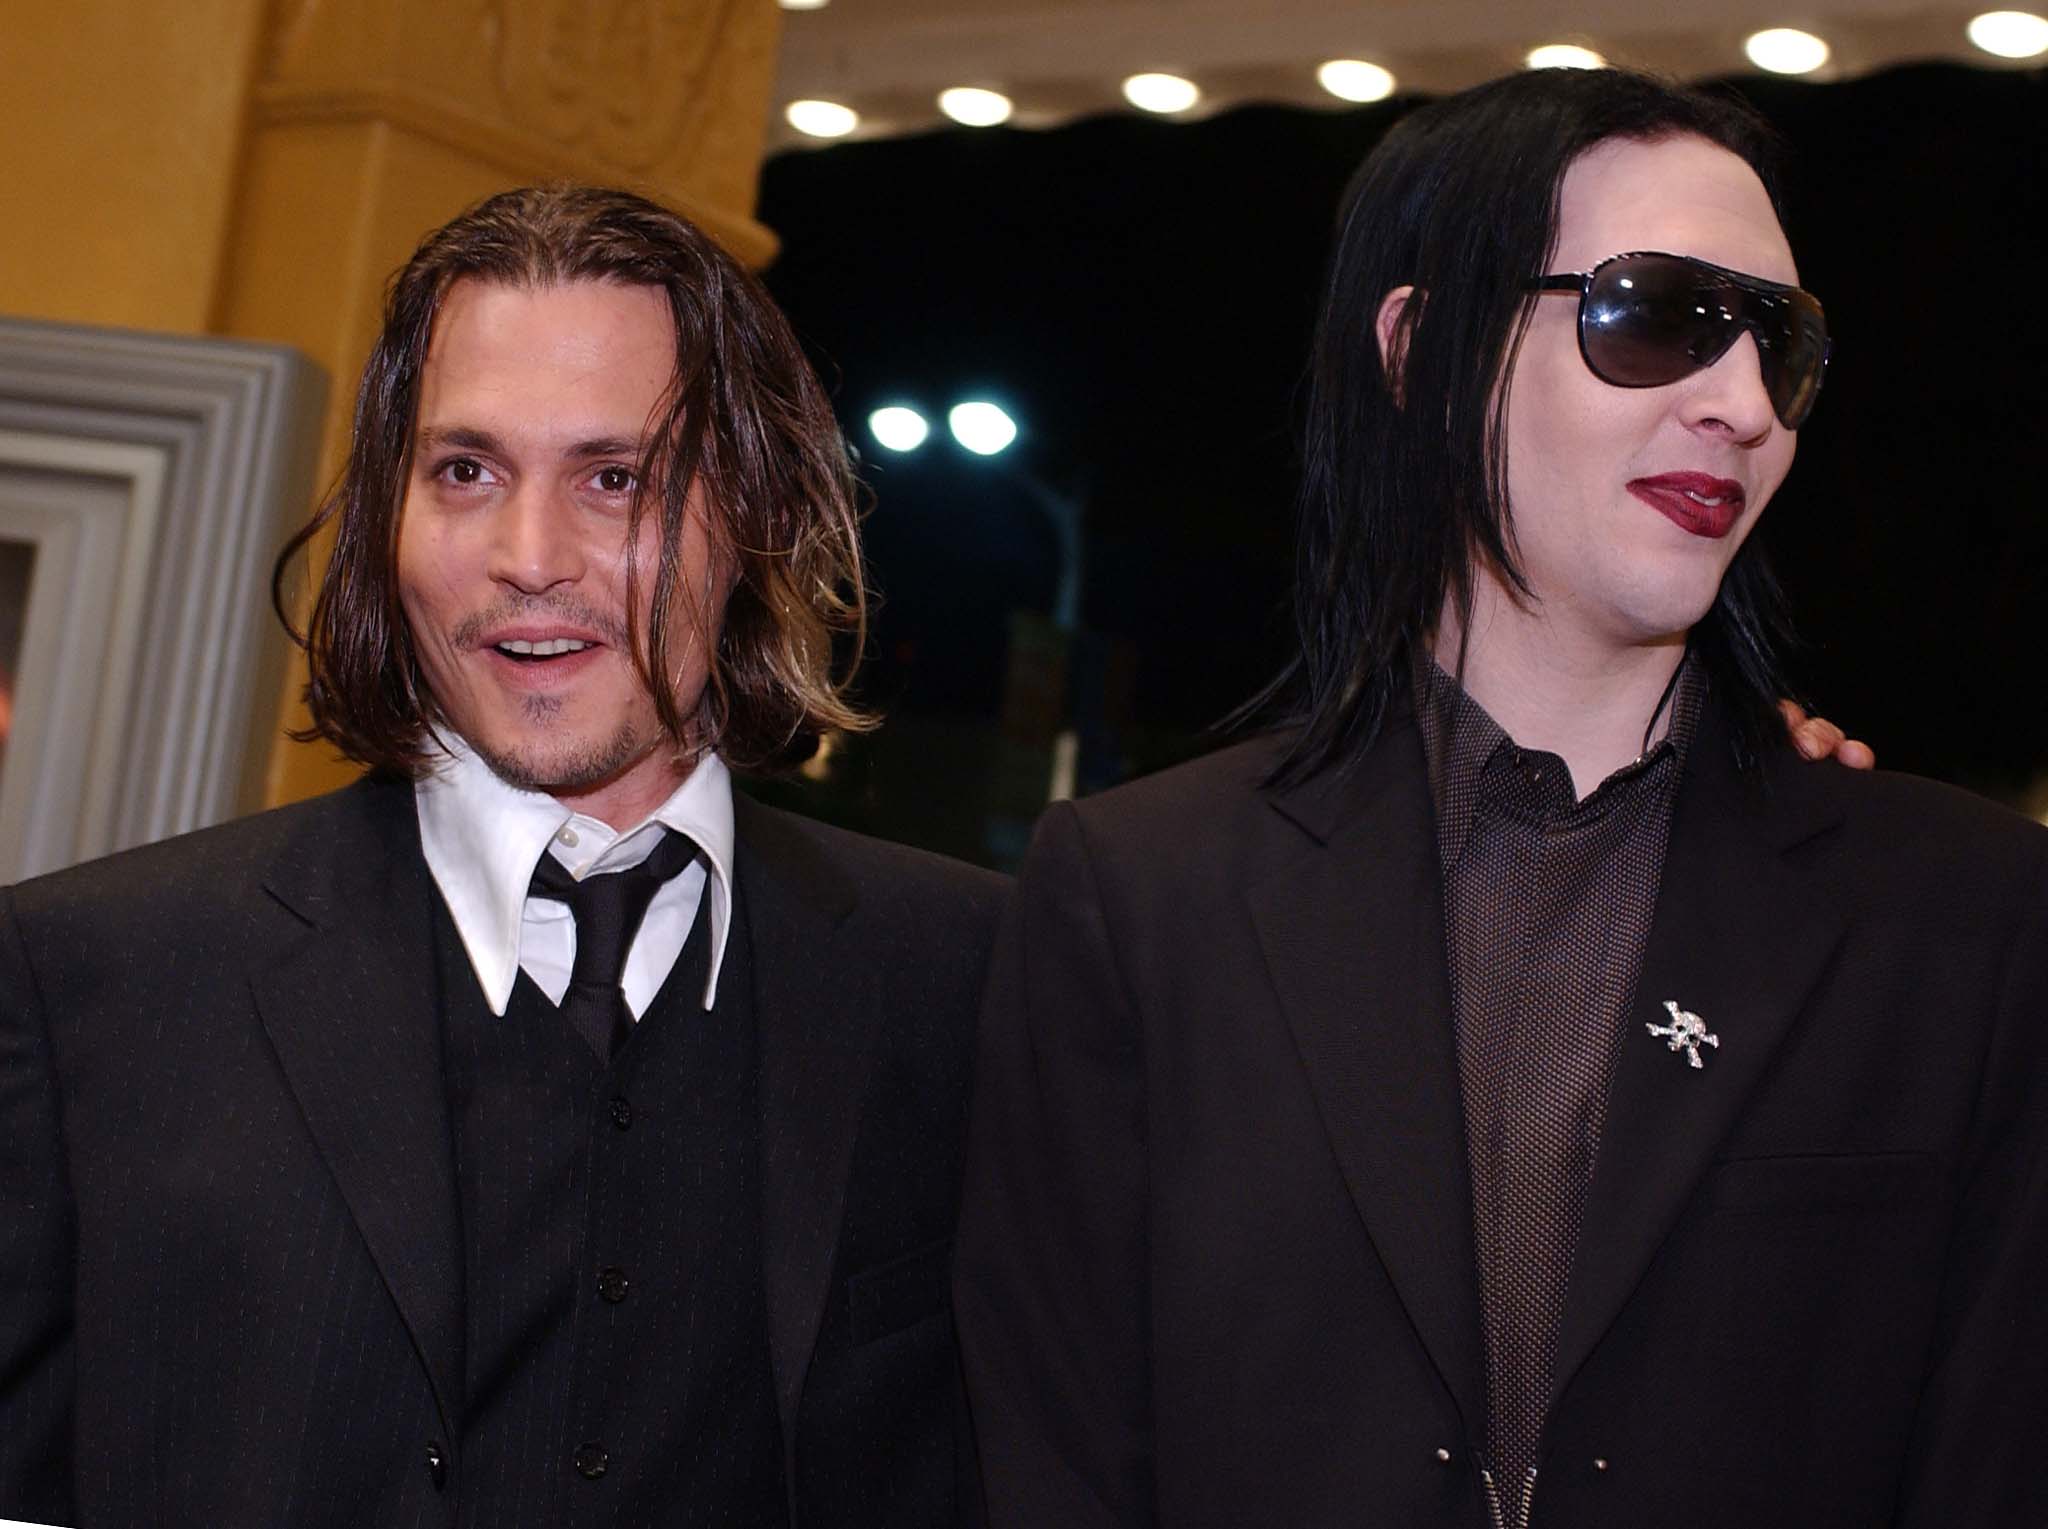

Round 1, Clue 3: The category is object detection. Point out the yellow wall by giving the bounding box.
[0,0,784,806]
[0,0,268,335]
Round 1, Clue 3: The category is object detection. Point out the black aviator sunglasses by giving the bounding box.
[1527,251,1831,430]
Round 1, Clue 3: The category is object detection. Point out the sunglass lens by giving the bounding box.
[1771,295,1829,429]
[1579,254,1720,388]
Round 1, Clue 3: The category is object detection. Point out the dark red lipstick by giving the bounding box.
[1627,472,1746,539]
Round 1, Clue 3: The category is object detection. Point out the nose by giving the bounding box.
[486,483,586,594]
[1680,330,1779,446]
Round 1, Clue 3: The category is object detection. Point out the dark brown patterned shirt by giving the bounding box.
[1415,654,1703,1529]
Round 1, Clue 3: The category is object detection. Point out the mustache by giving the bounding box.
[449,595,632,650]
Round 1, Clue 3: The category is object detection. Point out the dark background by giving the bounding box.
[754,63,2048,867]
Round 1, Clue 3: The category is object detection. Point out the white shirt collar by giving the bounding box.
[414,735,735,1015]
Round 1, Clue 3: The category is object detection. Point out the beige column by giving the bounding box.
[0,0,784,807]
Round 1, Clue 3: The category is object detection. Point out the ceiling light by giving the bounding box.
[784,99,859,139]
[938,87,1015,127]
[1744,28,1830,74]
[1525,43,1606,70]
[868,407,930,453]
[1317,59,1397,103]
[948,402,1019,456]
[778,0,829,9]
[1122,73,1201,115]
[1968,9,2048,56]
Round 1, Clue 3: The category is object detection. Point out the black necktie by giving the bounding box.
[528,829,700,1063]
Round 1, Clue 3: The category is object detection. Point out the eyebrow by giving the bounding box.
[414,424,650,460]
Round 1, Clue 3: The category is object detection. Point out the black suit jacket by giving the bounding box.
[956,705,2048,1528]
[0,774,1006,1528]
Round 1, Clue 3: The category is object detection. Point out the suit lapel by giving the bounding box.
[1555,722,1847,1402]
[735,796,875,1445]
[1247,723,1487,1435]
[250,776,465,1445]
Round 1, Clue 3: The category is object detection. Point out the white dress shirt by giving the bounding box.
[414,736,735,1019]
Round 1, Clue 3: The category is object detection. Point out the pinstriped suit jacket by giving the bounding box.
[0,773,1004,1528]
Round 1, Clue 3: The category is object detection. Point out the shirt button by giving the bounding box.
[609,1096,633,1130]
[558,827,579,847]
[1435,1447,1453,1465]
[1594,1457,1611,1473]
[574,1440,609,1480]
[597,1266,630,1303]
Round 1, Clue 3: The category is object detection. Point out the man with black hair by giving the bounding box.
[956,69,2046,1529]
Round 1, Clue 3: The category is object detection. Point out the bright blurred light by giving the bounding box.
[867,406,931,452]
[1968,9,2048,56]
[1317,59,1397,102]
[778,0,828,9]
[784,99,859,138]
[1745,28,1830,73]
[1525,43,1606,69]
[939,86,1014,126]
[1122,72,1201,114]
[948,402,1019,456]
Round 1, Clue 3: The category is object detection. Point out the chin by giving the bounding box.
[472,722,649,796]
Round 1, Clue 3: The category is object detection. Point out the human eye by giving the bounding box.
[587,463,639,496]
[432,455,499,489]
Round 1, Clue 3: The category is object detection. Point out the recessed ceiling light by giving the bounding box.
[1968,9,2048,56]
[785,99,859,139]
[1525,43,1607,70]
[1744,27,1831,74]
[1122,73,1201,115]
[1317,59,1397,103]
[938,86,1015,127]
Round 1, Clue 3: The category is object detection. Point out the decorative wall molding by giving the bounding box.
[493,0,734,171]
[0,317,327,880]
[251,81,778,267]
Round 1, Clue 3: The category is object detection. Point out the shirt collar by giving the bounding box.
[1414,649,1704,868]
[414,735,736,1013]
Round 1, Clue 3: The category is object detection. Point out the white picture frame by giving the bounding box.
[0,316,326,882]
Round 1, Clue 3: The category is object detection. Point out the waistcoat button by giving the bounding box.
[425,1440,447,1490]
[574,1441,610,1480]
[609,1096,633,1130]
[597,1265,631,1303]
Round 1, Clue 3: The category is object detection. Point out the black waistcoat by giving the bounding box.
[435,887,787,1528]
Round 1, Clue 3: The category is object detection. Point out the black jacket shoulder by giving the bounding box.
[3,775,408,936]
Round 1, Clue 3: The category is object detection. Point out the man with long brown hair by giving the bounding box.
[0,186,1003,1528]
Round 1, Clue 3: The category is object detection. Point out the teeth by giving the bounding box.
[1684,490,1730,507]
[496,638,591,656]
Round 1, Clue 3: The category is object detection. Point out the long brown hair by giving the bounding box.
[274,184,873,776]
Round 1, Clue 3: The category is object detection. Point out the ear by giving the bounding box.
[1375,284,1418,402]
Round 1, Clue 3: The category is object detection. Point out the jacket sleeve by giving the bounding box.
[953,802,1153,1528]
[0,889,77,1523]
[1893,841,2048,1526]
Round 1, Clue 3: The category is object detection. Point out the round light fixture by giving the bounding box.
[948,402,1019,456]
[1968,9,2048,56]
[1744,27,1830,74]
[867,407,931,453]
[938,86,1015,127]
[784,99,859,139]
[1317,59,1397,103]
[1122,72,1201,114]
[1525,43,1607,69]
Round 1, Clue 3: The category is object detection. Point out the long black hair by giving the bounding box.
[1249,69,1805,783]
